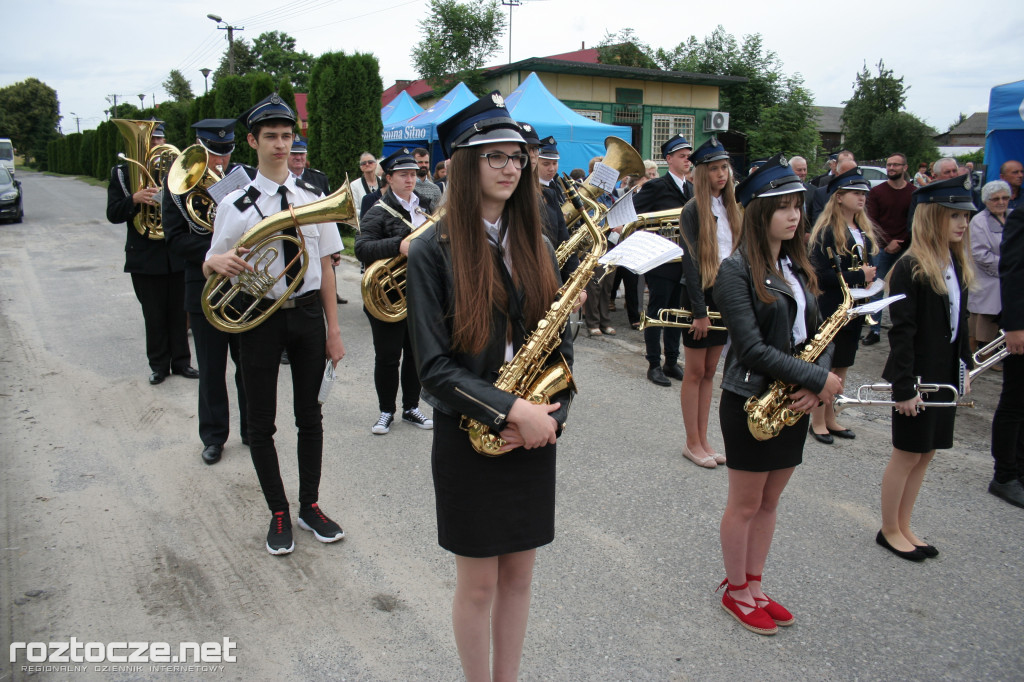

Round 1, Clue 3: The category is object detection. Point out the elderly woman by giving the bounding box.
[968,180,1011,358]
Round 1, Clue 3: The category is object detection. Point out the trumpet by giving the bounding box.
[638,308,726,331]
[973,331,1009,373]
[850,244,881,327]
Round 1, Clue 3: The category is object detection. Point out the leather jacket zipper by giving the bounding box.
[454,386,507,424]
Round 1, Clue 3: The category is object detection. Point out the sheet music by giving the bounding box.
[208,165,253,205]
[849,279,886,300]
[587,162,619,194]
[599,230,684,274]
[606,189,638,229]
[850,293,905,316]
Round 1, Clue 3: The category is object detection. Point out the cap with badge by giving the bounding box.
[912,174,977,211]
[661,133,692,158]
[734,153,805,207]
[290,135,308,154]
[149,118,166,138]
[826,166,871,197]
[517,122,541,147]
[436,91,526,158]
[238,92,296,131]
[690,135,729,166]
[538,136,560,160]
[191,118,237,156]
[381,147,419,174]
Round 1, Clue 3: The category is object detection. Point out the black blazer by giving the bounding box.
[882,253,972,401]
[107,164,184,276]
[808,224,875,317]
[632,172,692,280]
[540,184,577,278]
[299,167,331,196]
[1000,208,1024,332]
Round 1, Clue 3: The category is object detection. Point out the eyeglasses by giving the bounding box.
[885,163,906,168]
[360,159,376,166]
[480,152,528,170]
[989,196,1010,202]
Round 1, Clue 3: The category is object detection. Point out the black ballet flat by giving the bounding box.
[809,425,833,445]
[827,427,855,439]
[914,543,939,558]
[876,530,927,562]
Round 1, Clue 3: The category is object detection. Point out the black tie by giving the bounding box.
[277,186,302,289]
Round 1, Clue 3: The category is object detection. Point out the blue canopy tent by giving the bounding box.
[504,72,633,177]
[381,90,424,126]
[381,82,478,161]
[984,80,1024,182]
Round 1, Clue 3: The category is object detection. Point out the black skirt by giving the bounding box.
[830,317,864,369]
[431,410,556,558]
[681,287,728,349]
[720,389,808,472]
[891,342,959,453]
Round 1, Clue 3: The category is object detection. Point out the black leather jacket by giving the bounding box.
[405,219,573,433]
[713,249,834,397]
[355,190,433,266]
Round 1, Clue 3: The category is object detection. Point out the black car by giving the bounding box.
[0,167,22,223]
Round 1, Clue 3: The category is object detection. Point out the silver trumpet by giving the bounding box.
[972,331,1009,375]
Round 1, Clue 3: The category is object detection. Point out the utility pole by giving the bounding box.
[107,94,119,118]
[501,0,521,64]
[207,14,245,75]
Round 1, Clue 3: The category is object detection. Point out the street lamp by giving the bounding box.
[70,112,81,134]
[138,93,146,110]
[207,14,244,76]
[200,68,211,95]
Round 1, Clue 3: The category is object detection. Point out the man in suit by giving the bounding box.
[989,206,1024,508]
[107,120,198,385]
[632,133,693,386]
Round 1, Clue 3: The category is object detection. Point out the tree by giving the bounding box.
[747,75,820,160]
[412,0,506,95]
[214,75,256,166]
[596,29,658,69]
[163,69,195,102]
[841,60,916,160]
[211,39,258,86]
[252,31,315,91]
[869,110,937,168]
[0,77,60,166]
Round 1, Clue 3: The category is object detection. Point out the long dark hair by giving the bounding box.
[688,161,741,287]
[740,192,819,303]
[445,144,558,353]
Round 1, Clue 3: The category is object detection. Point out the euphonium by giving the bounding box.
[166,144,224,233]
[461,176,608,456]
[744,249,853,440]
[361,206,446,322]
[202,183,358,333]
[112,119,180,240]
[560,136,644,228]
[618,208,683,244]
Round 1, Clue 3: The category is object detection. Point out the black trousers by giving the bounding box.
[239,301,326,513]
[191,311,248,447]
[644,273,682,366]
[620,270,642,326]
[991,354,1024,483]
[131,272,190,374]
[364,307,421,414]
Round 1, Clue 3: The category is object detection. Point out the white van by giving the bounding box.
[0,138,14,175]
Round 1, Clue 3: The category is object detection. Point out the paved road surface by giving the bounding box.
[1,171,1021,681]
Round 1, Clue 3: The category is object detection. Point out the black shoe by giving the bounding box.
[988,478,1024,509]
[662,363,684,380]
[402,407,434,429]
[298,503,345,543]
[201,444,223,465]
[875,530,926,561]
[266,511,295,555]
[914,544,939,558]
[149,371,167,385]
[862,331,881,346]
[647,366,671,387]
[280,350,290,365]
[336,295,348,304]
[809,425,834,445]
[827,427,856,439]
[241,434,250,447]
[173,366,200,379]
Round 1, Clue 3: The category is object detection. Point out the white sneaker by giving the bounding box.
[402,407,434,429]
[371,412,394,434]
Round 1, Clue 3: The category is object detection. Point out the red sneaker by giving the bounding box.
[717,580,777,635]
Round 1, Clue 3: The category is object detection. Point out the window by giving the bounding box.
[615,88,643,104]
[574,109,602,122]
[651,114,695,163]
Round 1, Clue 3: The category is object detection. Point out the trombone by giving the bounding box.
[638,308,726,331]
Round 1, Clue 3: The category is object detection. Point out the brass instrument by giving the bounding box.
[554,189,607,267]
[166,144,225,233]
[744,249,853,441]
[112,119,180,240]
[361,206,445,322]
[202,183,358,333]
[461,177,609,456]
[972,331,1009,374]
[618,208,682,243]
[560,136,644,228]
[639,308,726,331]
[850,244,881,327]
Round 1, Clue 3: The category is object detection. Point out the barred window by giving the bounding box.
[652,114,695,163]
[574,109,602,122]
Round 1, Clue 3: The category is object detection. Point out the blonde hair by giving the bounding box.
[810,189,880,258]
[687,161,741,287]
[902,203,975,294]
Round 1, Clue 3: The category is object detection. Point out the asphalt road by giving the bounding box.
[1,170,1021,682]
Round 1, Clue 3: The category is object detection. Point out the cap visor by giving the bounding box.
[458,127,527,149]
[758,184,806,199]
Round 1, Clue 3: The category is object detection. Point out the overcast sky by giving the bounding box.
[5,0,1022,135]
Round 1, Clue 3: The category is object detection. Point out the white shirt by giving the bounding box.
[780,256,808,345]
[849,225,865,249]
[207,170,342,300]
[485,217,515,362]
[945,260,960,340]
[668,170,688,196]
[711,195,732,262]
[395,191,426,228]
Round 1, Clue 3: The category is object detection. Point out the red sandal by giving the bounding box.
[716,579,778,635]
[747,574,795,626]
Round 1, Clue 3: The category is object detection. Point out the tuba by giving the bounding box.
[112,119,180,240]
[361,205,445,322]
[202,183,358,333]
[561,136,644,229]
[166,144,224,233]
[461,176,608,456]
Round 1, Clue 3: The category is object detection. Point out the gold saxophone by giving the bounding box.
[460,178,608,456]
[744,249,852,440]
